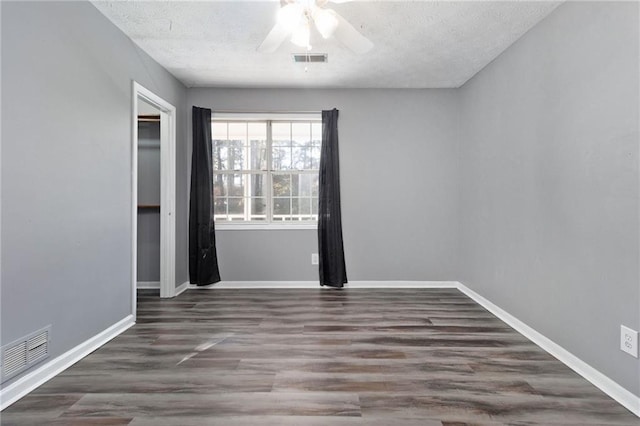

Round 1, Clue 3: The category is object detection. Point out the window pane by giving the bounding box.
[213,173,265,222]
[311,173,319,197]
[297,174,313,197]
[291,173,301,196]
[310,147,321,170]
[212,122,227,140]
[272,122,291,145]
[228,123,247,144]
[251,197,267,220]
[228,140,244,170]
[213,140,228,170]
[292,147,310,170]
[213,174,226,197]
[250,173,266,197]
[292,122,311,147]
[214,198,227,218]
[215,173,265,196]
[223,174,244,196]
[227,198,244,219]
[311,122,322,146]
[249,123,267,170]
[294,198,311,216]
[272,174,291,196]
[273,197,290,218]
[312,198,318,216]
[248,122,266,141]
[250,141,267,170]
[272,146,292,170]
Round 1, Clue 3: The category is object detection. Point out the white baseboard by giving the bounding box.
[137,281,160,289]
[348,281,458,288]
[188,280,458,289]
[0,315,135,411]
[456,282,640,418]
[175,281,189,296]
[189,281,315,289]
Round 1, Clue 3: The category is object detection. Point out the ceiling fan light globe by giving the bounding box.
[277,3,304,32]
[290,21,311,48]
[314,8,338,39]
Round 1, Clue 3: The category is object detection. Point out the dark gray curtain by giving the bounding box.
[318,109,347,287]
[189,106,221,286]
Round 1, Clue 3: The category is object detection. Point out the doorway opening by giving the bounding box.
[132,82,176,317]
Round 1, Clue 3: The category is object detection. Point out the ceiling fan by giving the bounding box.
[258,0,374,54]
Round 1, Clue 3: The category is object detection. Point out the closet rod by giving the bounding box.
[138,114,161,122]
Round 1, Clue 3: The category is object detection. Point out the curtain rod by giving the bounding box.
[212,110,321,114]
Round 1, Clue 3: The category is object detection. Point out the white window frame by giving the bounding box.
[212,112,321,231]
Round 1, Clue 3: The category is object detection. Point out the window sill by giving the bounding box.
[215,223,317,231]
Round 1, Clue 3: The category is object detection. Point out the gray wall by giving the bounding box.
[1,1,188,386]
[137,121,161,282]
[188,89,459,281]
[458,1,640,396]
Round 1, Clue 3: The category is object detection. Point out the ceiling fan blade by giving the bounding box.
[257,23,290,53]
[331,11,373,54]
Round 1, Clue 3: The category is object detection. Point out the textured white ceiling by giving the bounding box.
[92,1,561,88]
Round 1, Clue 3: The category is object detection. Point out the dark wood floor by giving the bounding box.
[2,288,639,425]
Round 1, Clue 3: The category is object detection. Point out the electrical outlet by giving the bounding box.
[620,325,638,358]
[311,253,319,265]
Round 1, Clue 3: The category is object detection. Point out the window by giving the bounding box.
[212,114,322,227]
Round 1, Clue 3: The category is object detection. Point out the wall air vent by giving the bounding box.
[1,326,50,383]
[293,53,328,63]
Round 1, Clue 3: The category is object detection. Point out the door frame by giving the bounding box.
[131,81,176,316]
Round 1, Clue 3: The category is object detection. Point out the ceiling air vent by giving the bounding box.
[2,326,50,383]
[293,53,328,63]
